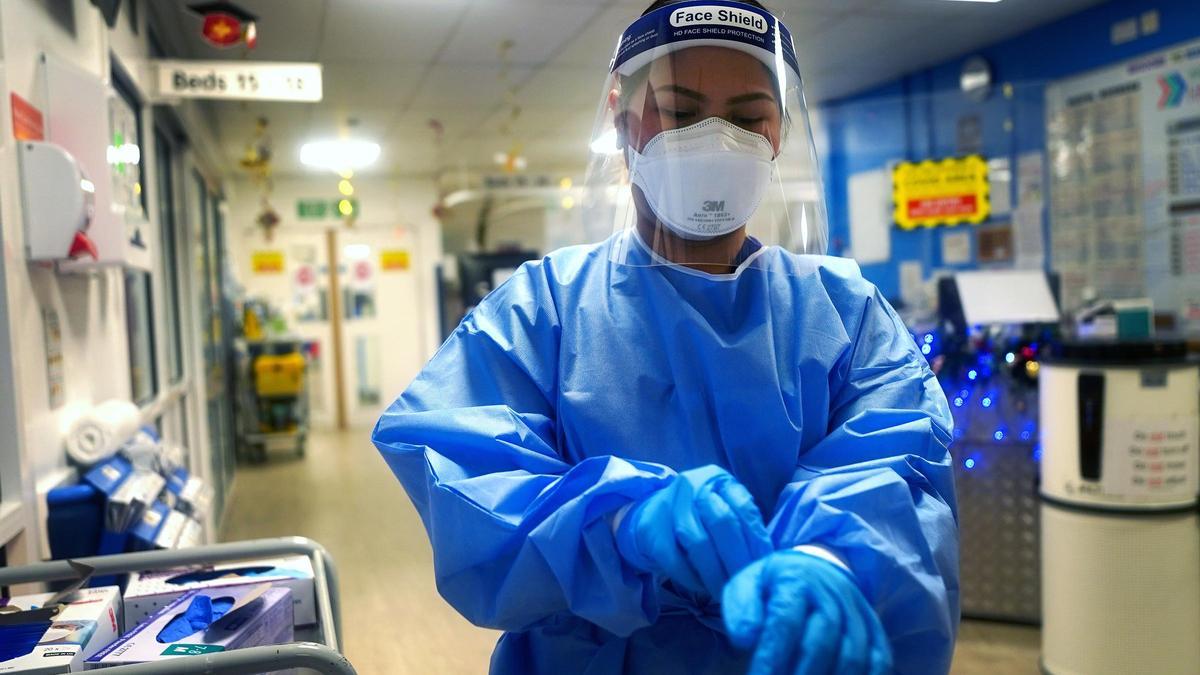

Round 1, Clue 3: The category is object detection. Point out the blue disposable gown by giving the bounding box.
[372,233,959,675]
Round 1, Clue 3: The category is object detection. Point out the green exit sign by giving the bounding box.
[297,198,359,219]
[297,199,328,219]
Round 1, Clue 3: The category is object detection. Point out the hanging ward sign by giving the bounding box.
[154,61,322,102]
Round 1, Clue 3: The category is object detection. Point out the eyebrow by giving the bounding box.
[727,92,776,105]
[653,84,705,101]
[653,86,776,106]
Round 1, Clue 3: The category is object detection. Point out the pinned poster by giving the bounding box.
[1017,151,1045,208]
[251,250,284,274]
[987,157,1012,217]
[1013,204,1046,270]
[293,263,317,293]
[847,169,891,264]
[893,156,991,229]
[941,230,972,265]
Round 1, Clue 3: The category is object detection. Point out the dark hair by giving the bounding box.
[642,0,769,16]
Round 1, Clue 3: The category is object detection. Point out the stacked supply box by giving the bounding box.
[86,585,293,668]
[123,556,315,628]
[0,587,122,674]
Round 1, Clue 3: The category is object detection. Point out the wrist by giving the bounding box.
[791,544,850,573]
[612,489,662,571]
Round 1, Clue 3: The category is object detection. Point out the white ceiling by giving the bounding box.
[148,0,1107,179]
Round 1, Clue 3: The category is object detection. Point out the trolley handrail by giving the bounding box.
[0,537,343,652]
[97,642,356,675]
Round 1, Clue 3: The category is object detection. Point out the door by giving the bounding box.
[336,227,426,428]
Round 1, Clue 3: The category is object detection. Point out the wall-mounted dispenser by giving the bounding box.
[18,140,98,261]
[36,53,152,271]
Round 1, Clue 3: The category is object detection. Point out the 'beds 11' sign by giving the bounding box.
[153,61,322,102]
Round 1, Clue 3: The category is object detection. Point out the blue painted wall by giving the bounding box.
[819,0,1200,302]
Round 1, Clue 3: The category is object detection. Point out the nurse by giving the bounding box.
[372,1,959,673]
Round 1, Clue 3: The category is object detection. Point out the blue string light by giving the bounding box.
[923,334,934,345]
[953,397,964,407]
[964,458,976,470]
[921,344,932,355]
[994,429,1006,441]
[967,370,978,381]
[1005,352,1015,364]
[981,397,992,408]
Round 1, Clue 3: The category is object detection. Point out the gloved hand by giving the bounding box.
[615,465,772,599]
[723,550,892,675]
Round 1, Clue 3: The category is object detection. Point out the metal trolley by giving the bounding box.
[0,537,356,674]
[235,338,312,461]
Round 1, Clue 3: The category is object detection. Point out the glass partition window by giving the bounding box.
[125,270,158,405]
[155,128,184,383]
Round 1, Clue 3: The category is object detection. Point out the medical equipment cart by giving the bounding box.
[235,338,312,461]
[0,537,355,674]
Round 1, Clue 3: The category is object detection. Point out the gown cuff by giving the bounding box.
[611,502,634,534]
[792,544,851,574]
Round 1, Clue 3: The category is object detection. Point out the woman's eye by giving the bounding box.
[734,117,765,126]
[665,110,696,121]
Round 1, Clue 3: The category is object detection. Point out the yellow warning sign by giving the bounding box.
[893,156,990,229]
[251,250,285,274]
[380,249,410,271]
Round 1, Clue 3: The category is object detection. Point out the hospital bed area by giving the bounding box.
[0,0,1198,673]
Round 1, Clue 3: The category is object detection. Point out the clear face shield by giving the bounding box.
[583,1,829,273]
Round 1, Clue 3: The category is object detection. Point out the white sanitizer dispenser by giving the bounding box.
[1039,340,1200,675]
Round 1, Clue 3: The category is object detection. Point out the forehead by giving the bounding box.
[646,47,775,91]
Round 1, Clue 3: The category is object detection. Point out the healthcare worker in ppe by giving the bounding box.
[372,0,959,673]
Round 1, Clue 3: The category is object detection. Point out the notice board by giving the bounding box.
[1046,39,1200,328]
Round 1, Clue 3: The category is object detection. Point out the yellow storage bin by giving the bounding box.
[254,352,306,397]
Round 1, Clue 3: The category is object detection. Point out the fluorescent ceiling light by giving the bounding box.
[300,139,381,172]
[941,0,1002,3]
[590,129,622,155]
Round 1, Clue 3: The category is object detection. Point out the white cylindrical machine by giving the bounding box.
[1040,340,1200,675]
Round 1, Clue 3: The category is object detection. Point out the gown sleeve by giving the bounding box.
[371,262,674,636]
[768,280,960,675]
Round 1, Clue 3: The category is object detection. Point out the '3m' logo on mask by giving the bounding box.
[703,200,726,212]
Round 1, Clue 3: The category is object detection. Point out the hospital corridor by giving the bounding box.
[1,1,1199,674]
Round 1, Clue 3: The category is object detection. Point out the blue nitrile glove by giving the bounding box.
[723,550,892,675]
[615,465,772,599]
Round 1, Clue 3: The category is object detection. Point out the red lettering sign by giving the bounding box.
[11,93,43,141]
[906,195,978,220]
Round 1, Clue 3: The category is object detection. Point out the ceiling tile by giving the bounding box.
[406,64,534,109]
[516,66,606,109]
[305,105,399,140]
[392,108,493,141]
[319,62,424,109]
[317,0,470,62]
[552,4,642,69]
[438,1,600,66]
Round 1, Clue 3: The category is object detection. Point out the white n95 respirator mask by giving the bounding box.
[629,117,776,241]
